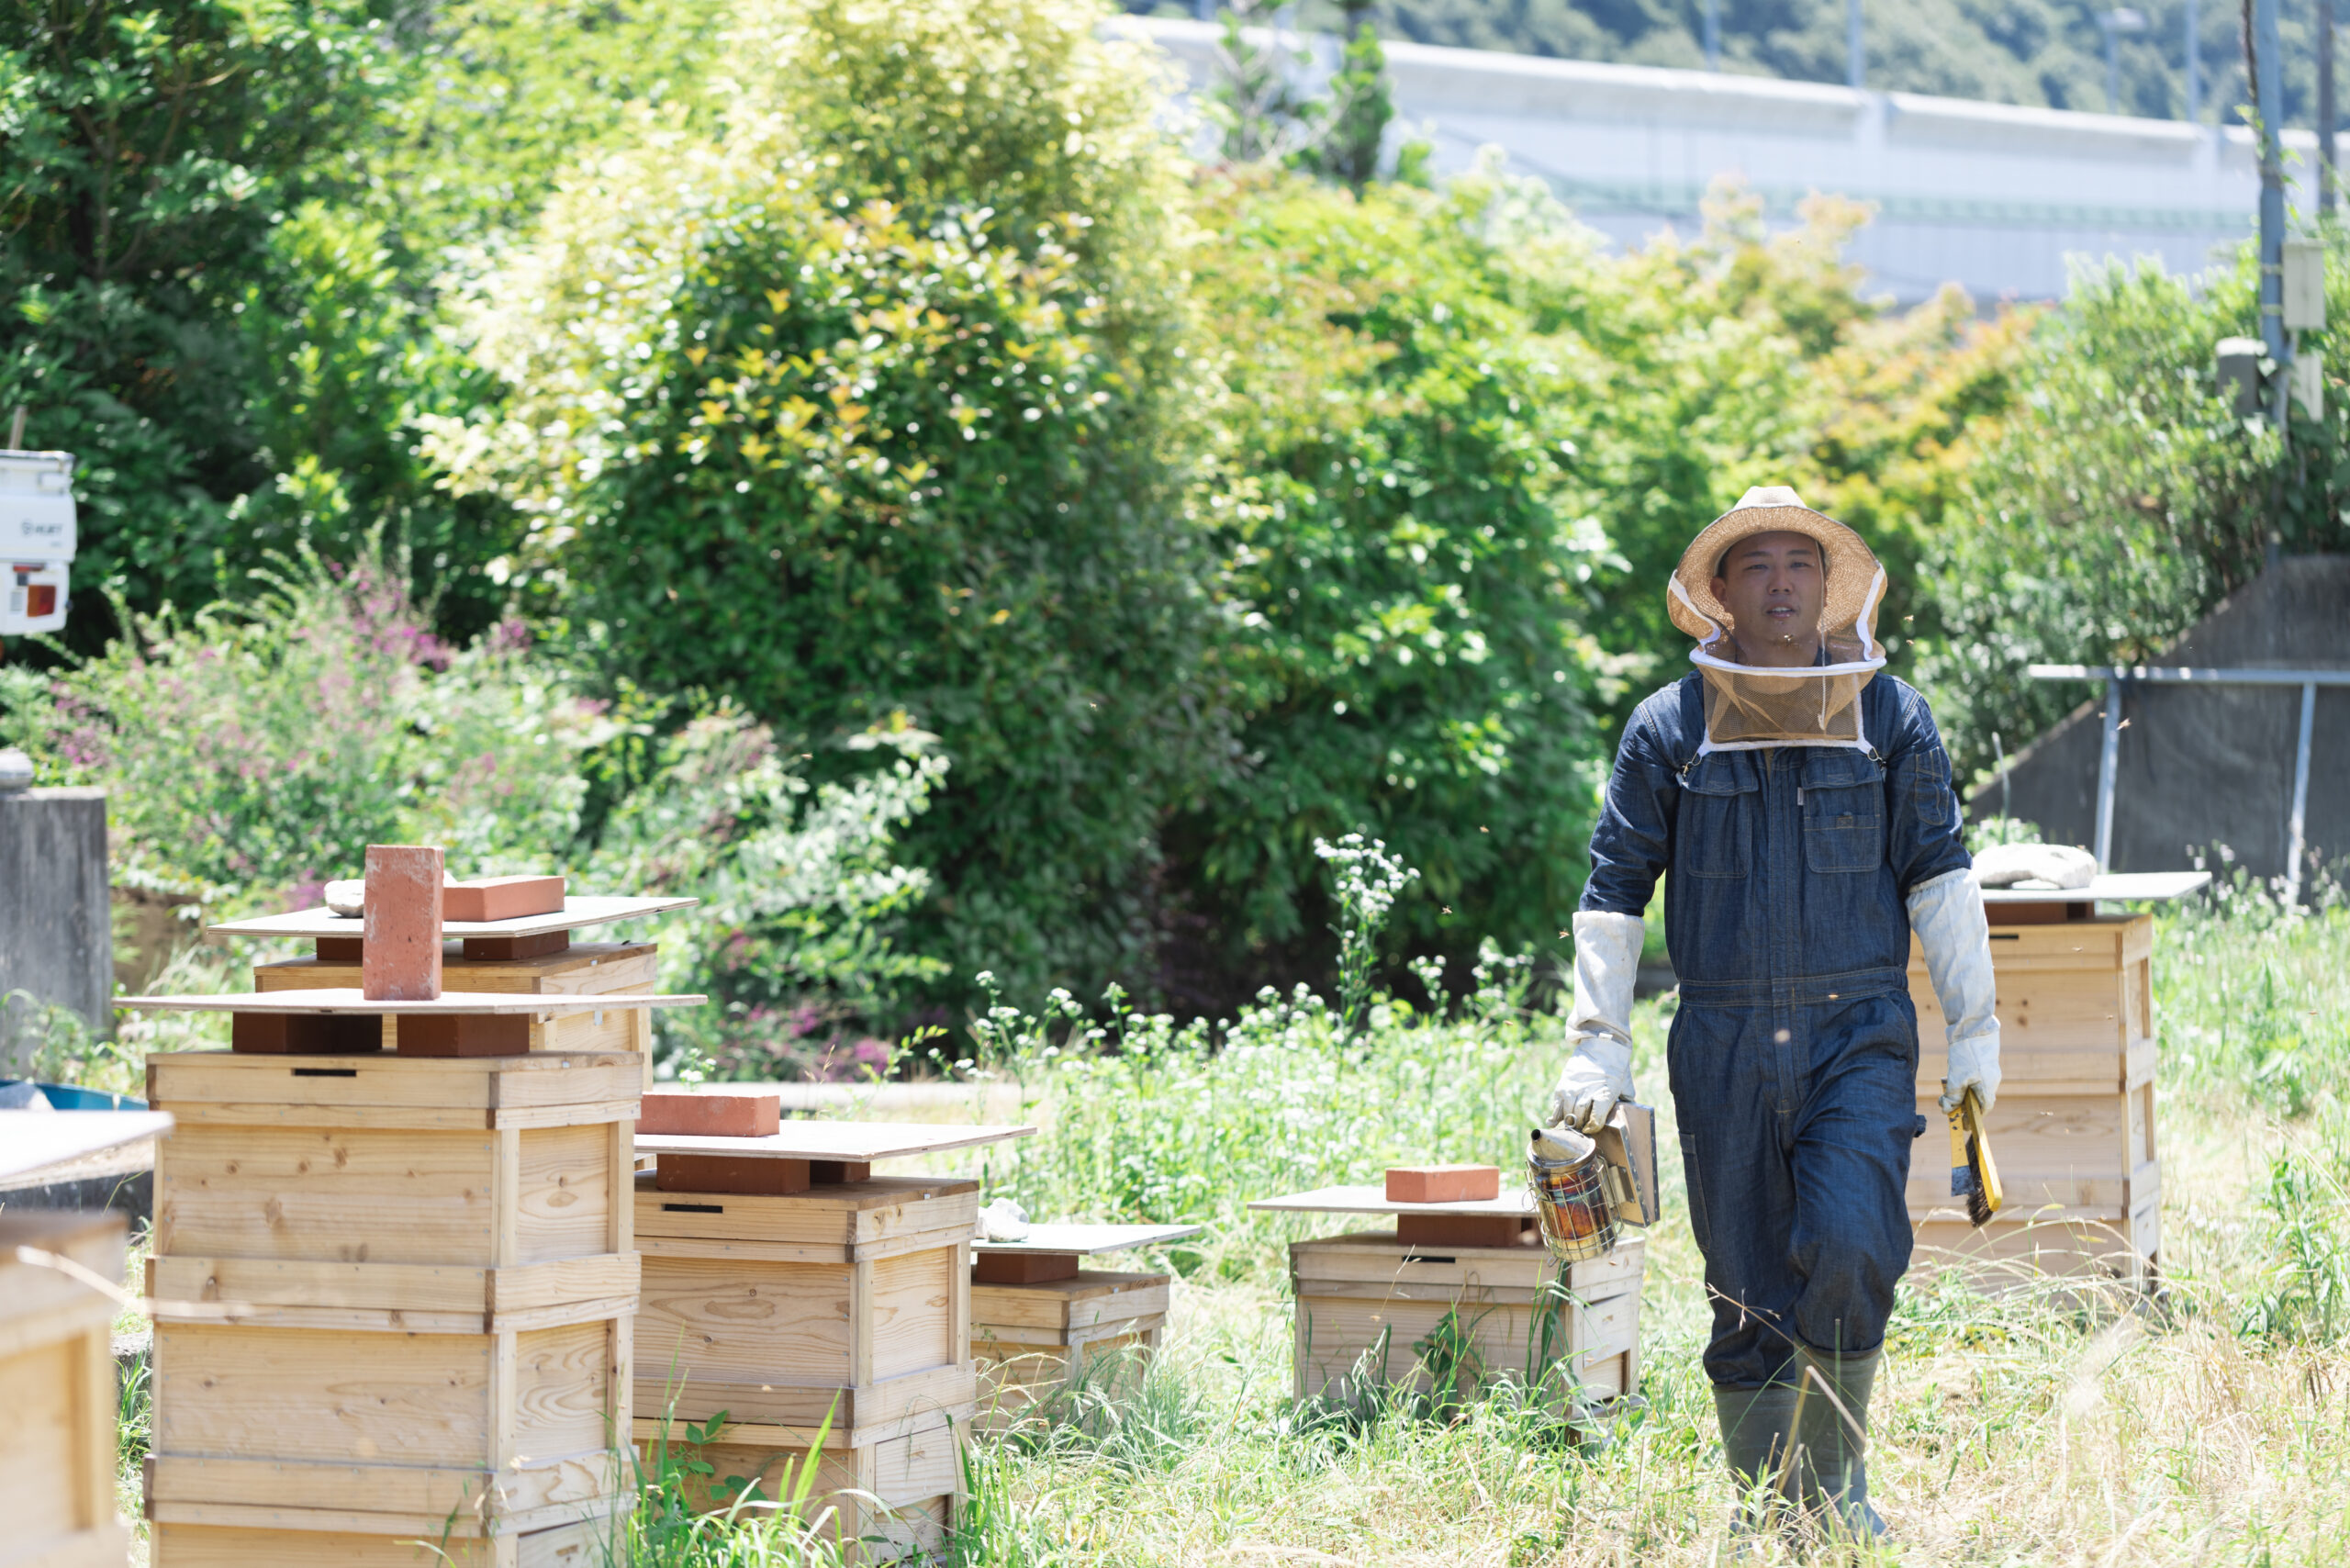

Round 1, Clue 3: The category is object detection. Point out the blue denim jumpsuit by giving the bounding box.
[1582,670,1970,1390]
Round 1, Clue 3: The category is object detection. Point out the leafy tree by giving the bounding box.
[1164,166,1612,1003]
[0,0,385,647]
[434,0,1222,1004]
[1916,239,2350,786]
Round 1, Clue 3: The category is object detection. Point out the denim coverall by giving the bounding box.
[1581,670,1971,1390]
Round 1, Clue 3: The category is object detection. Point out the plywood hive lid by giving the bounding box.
[203,893,698,941]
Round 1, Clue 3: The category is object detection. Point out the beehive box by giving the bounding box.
[972,1271,1167,1430]
[1910,915,2154,1098]
[631,1170,979,1553]
[964,1221,1198,1434]
[140,1048,642,1550]
[1908,911,2163,1288]
[0,1208,129,1568]
[648,1411,965,1561]
[151,1516,611,1568]
[1289,1231,1645,1406]
[256,944,658,1055]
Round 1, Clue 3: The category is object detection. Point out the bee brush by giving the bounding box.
[1948,1086,2004,1227]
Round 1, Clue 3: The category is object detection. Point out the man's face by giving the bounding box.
[1712,530,1824,665]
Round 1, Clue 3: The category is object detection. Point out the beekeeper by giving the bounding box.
[1548,487,1999,1539]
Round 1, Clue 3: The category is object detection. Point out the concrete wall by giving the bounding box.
[1120,17,2312,304]
[0,788,111,1070]
[1983,558,2350,882]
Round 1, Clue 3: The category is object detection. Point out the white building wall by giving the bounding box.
[1120,17,2314,304]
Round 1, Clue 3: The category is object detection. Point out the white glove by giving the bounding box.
[1547,910,1644,1133]
[1908,867,2002,1113]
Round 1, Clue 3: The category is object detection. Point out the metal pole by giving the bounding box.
[2327,0,2340,215]
[1705,0,1721,71]
[2255,0,2292,424]
[1847,0,1863,89]
[2186,0,2200,121]
[2096,677,2122,870]
[2285,680,2316,906]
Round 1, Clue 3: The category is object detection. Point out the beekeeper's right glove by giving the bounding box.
[1546,909,1646,1134]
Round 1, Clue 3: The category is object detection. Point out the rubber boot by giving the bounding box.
[1713,1380,1799,1541]
[1789,1345,1886,1541]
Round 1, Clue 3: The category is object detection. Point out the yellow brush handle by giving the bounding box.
[1962,1087,2005,1215]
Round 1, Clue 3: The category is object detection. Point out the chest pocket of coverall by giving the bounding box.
[1678,754,1758,879]
[1800,749,1886,873]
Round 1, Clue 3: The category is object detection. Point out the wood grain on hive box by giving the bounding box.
[0,1209,130,1568]
[648,1416,964,1562]
[151,1516,610,1568]
[146,1050,639,1326]
[634,1173,977,1428]
[257,946,660,1053]
[968,1221,1197,1428]
[1909,915,2153,1096]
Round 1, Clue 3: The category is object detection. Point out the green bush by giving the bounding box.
[434,0,1221,1005]
[1916,242,2350,784]
[1166,167,1610,991]
[1,542,945,1071]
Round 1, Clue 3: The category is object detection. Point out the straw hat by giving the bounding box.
[1667,486,1885,646]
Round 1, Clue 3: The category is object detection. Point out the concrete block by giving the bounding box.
[442,875,565,924]
[1385,1164,1501,1204]
[0,788,110,1071]
[362,845,442,1001]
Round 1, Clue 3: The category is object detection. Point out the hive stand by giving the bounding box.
[968,1221,1203,1433]
[211,894,697,1056]
[123,984,691,1568]
[1908,871,2208,1293]
[631,1116,1035,1562]
[1248,1185,1646,1414]
[0,1110,172,1568]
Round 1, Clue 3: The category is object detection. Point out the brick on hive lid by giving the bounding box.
[636,1091,782,1138]
[443,874,567,923]
[362,845,442,1001]
[1384,1164,1502,1204]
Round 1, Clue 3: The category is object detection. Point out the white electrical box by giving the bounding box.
[0,451,75,561]
[2284,239,2327,332]
[2293,352,2326,421]
[1,560,67,634]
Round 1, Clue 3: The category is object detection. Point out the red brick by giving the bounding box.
[1395,1213,1536,1249]
[230,1012,383,1054]
[362,845,443,1001]
[442,875,566,924]
[655,1155,811,1195]
[394,1012,531,1058]
[972,1251,1081,1284]
[636,1092,782,1138]
[1384,1164,1502,1204]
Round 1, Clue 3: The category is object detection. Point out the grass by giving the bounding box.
[93,893,2350,1564]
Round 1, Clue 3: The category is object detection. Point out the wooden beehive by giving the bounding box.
[626,1118,1034,1557]
[0,1208,130,1568]
[140,1047,644,1554]
[150,1518,610,1568]
[647,1414,967,1561]
[256,943,659,1055]
[1908,909,2162,1289]
[967,1221,1198,1433]
[1288,1231,1645,1406]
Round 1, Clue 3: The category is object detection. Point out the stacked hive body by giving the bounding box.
[132,890,699,1568]
[968,1223,1199,1432]
[141,1047,647,1567]
[1251,1185,1647,1412]
[0,1208,131,1568]
[629,1118,1032,1562]
[1908,895,2180,1289]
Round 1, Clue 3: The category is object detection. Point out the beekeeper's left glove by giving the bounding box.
[1546,910,1645,1134]
[1908,867,2003,1113]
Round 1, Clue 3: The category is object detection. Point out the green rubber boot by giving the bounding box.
[1789,1345,1886,1541]
[1712,1379,1800,1538]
